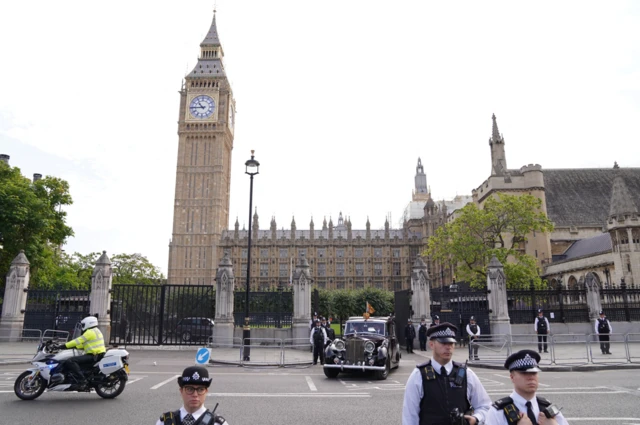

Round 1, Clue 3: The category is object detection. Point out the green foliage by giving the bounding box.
[110,253,164,284]
[317,288,394,321]
[426,194,554,289]
[0,162,74,287]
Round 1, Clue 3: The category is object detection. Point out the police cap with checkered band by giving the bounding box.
[426,322,458,343]
[504,349,542,373]
[177,365,212,388]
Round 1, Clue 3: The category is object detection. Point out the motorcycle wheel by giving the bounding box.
[374,358,390,381]
[94,372,127,399]
[14,371,46,400]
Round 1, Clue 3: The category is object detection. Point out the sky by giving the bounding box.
[1,1,639,275]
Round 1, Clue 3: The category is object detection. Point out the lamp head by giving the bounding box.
[245,150,260,175]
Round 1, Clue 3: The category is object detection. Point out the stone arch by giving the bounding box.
[567,275,578,289]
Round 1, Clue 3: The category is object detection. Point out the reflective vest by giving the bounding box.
[65,328,106,354]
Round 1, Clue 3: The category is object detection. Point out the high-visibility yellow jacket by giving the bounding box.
[65,328,106,355]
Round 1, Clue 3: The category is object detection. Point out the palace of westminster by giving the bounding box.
[160,11,640,291]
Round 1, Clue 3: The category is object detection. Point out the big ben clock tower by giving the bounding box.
[168,10,235,285]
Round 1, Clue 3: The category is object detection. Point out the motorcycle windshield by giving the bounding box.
[72,323,83,340]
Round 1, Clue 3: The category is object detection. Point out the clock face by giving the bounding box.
[228,106,234,128]
[189,95,215,119]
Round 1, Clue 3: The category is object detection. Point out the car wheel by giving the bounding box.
[181,331,192,342]
[375,359,390,380]
[323,368,340,379]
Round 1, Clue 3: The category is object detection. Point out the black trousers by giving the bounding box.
[468,337,479,359]
[406,338,414,353]
[419,337,427,351]
[598,334,610,353]
[537,333,548,352]
[65,354,96,382]
[312,342,325,364]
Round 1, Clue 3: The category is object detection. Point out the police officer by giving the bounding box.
[321,317,335,347]
[404,319,416,353]
[56,316,106,387]
[156,366,228,425]
[466,316,481,361]
[402,323,491,425]
[310,319,328,365]
[595,310,612,354]
[534,309,550,353]
[430,315,440,328]
[418,319,428,351]
[487,350,569,425]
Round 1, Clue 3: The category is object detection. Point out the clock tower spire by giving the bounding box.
[168,8,236,285]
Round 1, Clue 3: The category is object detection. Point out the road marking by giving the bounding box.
[208,393,370,397]
[126,376,146,385]
[150,374,180,390]
[493,374,510,379]
[566,419,640,422]
[305,376,317,391]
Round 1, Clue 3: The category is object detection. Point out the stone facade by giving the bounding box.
[167,11,235,285]
[219,212,423,291]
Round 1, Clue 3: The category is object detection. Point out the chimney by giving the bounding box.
[0,154,9,165]
[33,173,42,182]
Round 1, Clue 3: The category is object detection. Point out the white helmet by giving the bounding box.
[81,316,98,331]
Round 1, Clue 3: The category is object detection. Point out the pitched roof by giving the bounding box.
[562,233,612,260]
[609,175,639,217]
[543,168,640,227]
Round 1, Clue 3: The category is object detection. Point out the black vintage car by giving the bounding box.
[323,315,401,380]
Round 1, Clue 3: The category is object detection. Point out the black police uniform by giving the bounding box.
[596,312,612,354]
[322,320,335,347]
[534,311,549,353]
[311,324,327,365]
[157,366,227,425]
[418,322,428,351]
[405,321,416,353]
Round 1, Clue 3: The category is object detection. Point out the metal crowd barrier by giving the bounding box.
[587,333,629,364]
[282,338,314,367]
[550,334,590,366]
[240,337,284,366]
[468,334,510,364]
[626,333,640,364]
[510,334,553,365]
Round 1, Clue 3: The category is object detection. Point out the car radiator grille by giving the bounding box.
[346,340,364,363]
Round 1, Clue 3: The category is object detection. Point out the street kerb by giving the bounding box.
[467,334,510,365]
[208,337,243,364]
[550,333,589,366]
[509,334,553,365]
[626,334,640,364]
[240,338,284,367]
[588,333,629,364]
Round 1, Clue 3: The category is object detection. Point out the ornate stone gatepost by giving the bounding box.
[0,251,31,341]
[89,251,112,341]
[292,254,313,344]
[410,257,431,323]
[487,256,512,336]
[585,272,602,321]
[213,252,235,344]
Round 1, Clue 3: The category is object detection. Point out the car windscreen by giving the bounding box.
[345,322,386,336]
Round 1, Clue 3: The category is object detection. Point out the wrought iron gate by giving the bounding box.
[430,288,490,340]
[394,289,412,346]
[109,284,215,346]
[24,290,91,335]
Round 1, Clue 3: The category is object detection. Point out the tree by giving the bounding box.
[110,253,164,284]
[426,193,554,288]
[0,162,74,287]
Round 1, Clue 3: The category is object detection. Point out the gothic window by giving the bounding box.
[633,229,640,244]
[318,248,325,258]
[393,262,401,276]
[355,279,364,289]
[317,279,326,289]
[394,280,403,291]
[240,263,247,277]
[393,249,401,258]
[260,249,269,258]
[356,263,364,276]
[279,249,288,258]
[355,248,363,258]
[336,262,345,277]
[241,249,248,258]
[318,263,326,277]
[336,249,344,258]
[279,263,288,277]
[374,263,383,276]
[298,248,307,258]
[260,263,269,277]
[374,248,382,258]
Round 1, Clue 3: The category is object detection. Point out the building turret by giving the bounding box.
[489,114,507,176]
[607,171,640,285]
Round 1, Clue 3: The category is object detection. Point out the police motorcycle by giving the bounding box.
[14,323,130,400]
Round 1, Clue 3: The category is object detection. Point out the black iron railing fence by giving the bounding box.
[233,289,293,328]
[601,284,640,321]
[507,286,589,324]
[23,290,90,336]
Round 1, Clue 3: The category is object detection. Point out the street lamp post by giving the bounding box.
[243,150,260,361]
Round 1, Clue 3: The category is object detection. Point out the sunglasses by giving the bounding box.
[183,386,207,395]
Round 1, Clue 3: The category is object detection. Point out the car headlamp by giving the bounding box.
[364,341,375,353]
[334,340,345,351]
